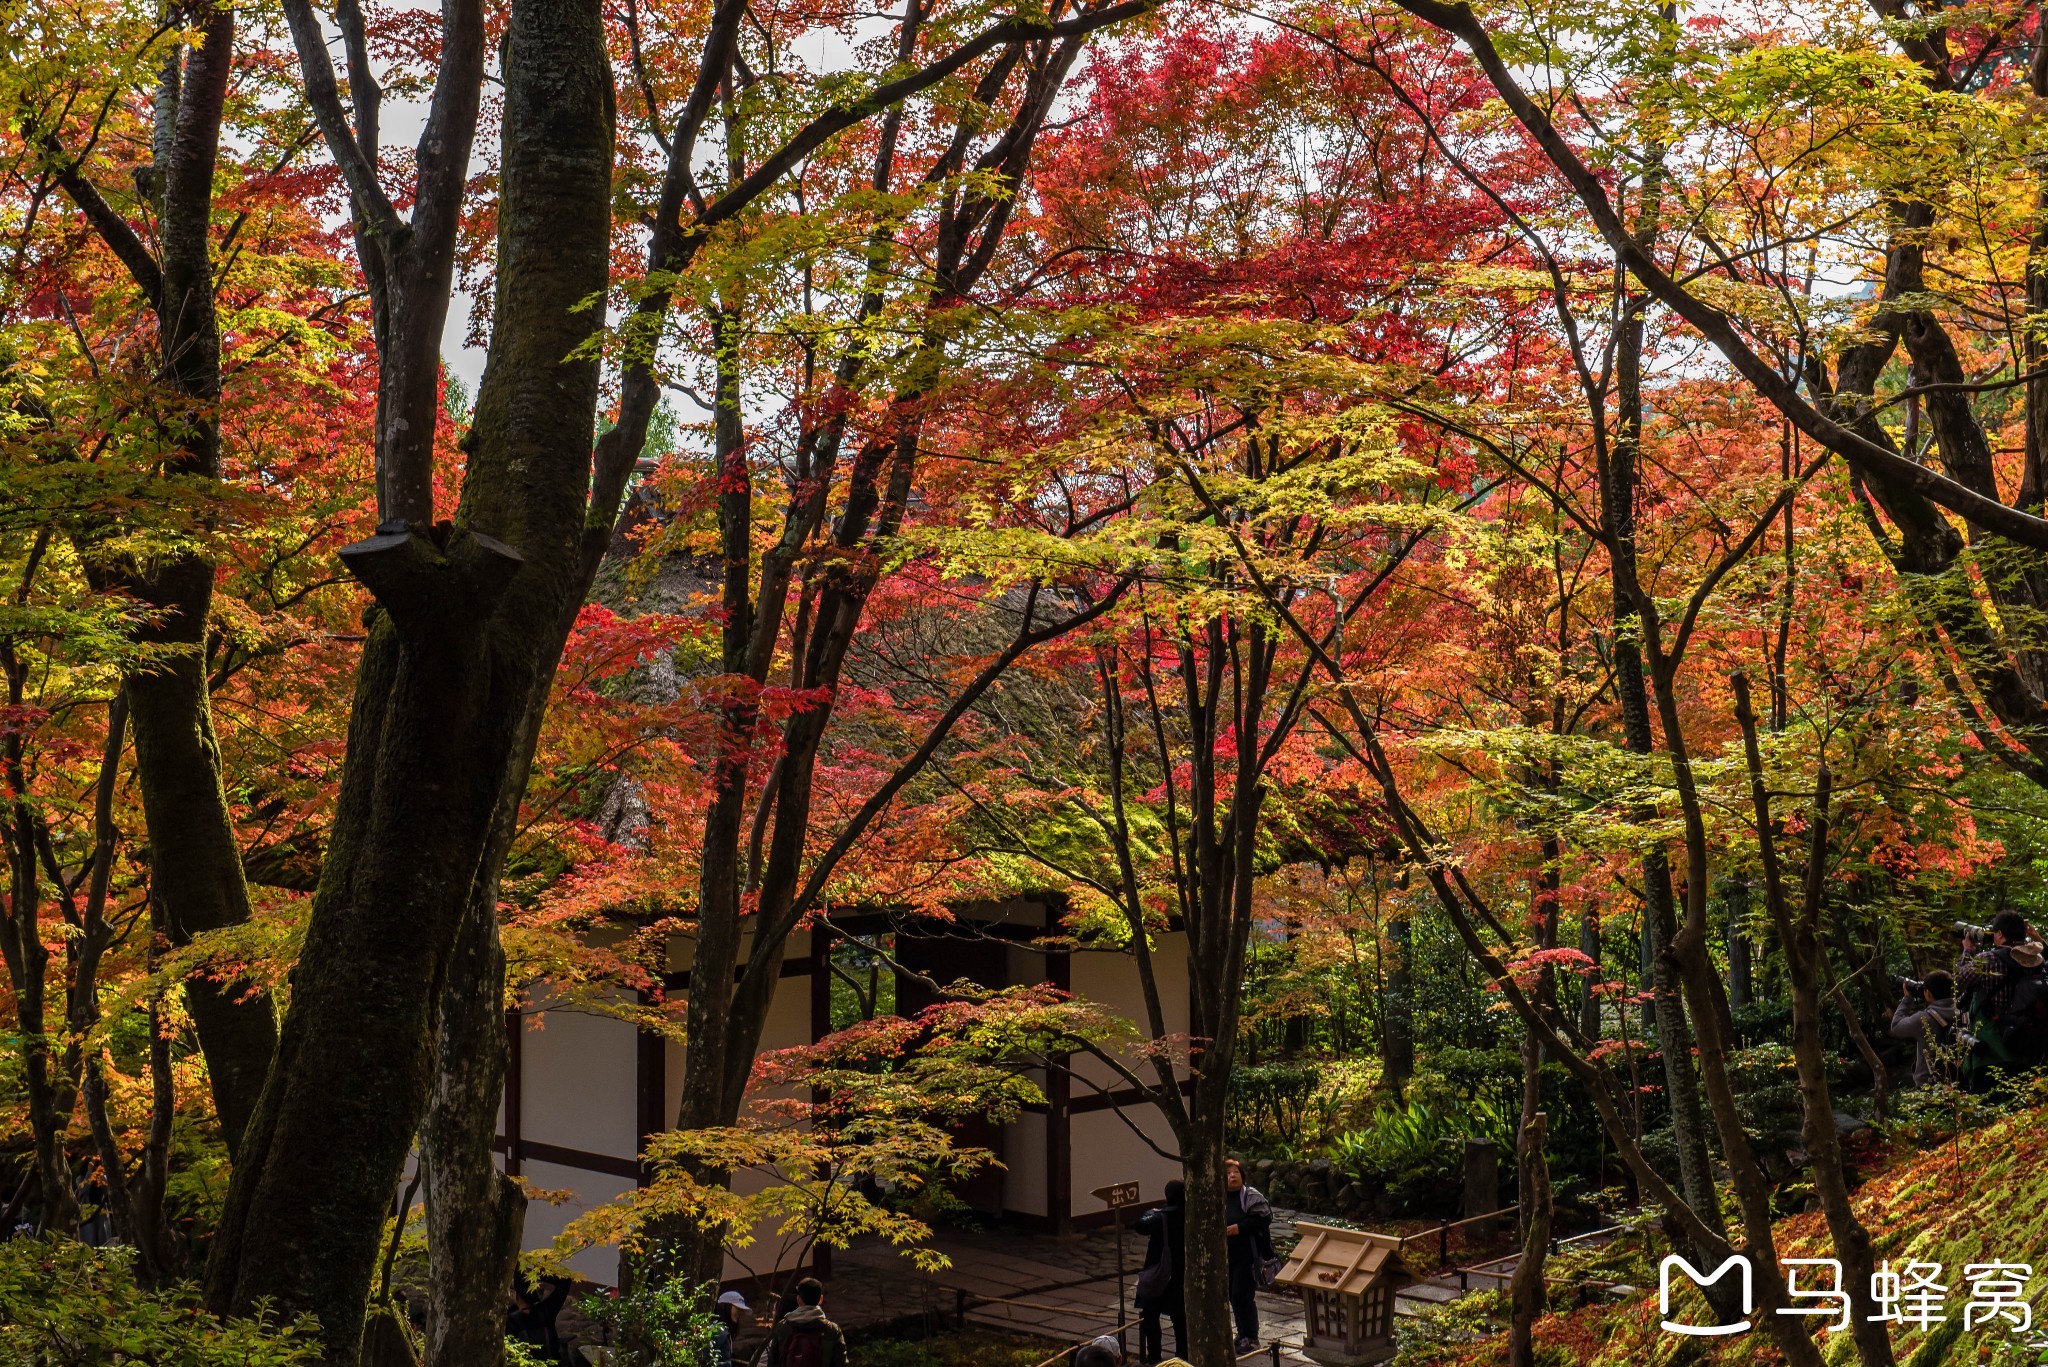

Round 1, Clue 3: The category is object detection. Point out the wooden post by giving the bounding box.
[634,989,664,1191]
[1462,1139,1499,1242]
[1115,1204,1127,1356]
[502,1008,523,1176]
[1047,902,1073,1234]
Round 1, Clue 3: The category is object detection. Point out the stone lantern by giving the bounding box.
[1273,1222,1412,1366]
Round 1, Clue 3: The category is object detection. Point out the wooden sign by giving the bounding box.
[1091,1180,1141,1209]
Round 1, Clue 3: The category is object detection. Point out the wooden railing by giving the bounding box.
[1395,1203,1521,1268]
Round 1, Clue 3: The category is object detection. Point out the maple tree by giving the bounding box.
[2,0,374,1285]
[163,0,1155,1355]
[13,0,2048,1364]
[881,26,1545,1362]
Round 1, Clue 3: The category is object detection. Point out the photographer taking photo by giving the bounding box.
[1889,972,1959,1087]
[1953,911,2048,1086]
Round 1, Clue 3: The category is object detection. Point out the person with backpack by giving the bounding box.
[756,1278,846,1367]
[1224,1159,1276,1355]
[1890,972,1960,1087]
[1954,911,2048,1087]
[1133,1181,1186,1367]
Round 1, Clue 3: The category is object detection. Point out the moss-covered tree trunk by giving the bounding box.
[423,576,613,1366]
[422,873,525,1367]
[51,0,280,1158]
[1177,1117,1235,1367]
[203,0,613,1357]
[1508,1111,1550,1367]
[1734,681,1893,1367]
[1610,274,1723,1253]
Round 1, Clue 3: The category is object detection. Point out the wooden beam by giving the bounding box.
[1047,899,1073,1234]
[635,988,665,1190]
[503,1008,523,1177]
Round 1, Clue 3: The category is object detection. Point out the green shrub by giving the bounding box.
[1327,1094,1515,1212]
[0,1235,318,1365]
[1726,1042,1806,1155]
[1226,1060,1324,1148]
[506,1341,554,1367]
[575,1278,718,1366]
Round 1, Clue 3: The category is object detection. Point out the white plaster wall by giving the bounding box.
[520,1159,636,1285]
[760,955,814,1053]
[721,1163,821,1284]
[1006,940,1058,993]
[1068,1103,1183,1214]
[520,1003,639,1160]
[1001,1109,1050,1217]
[509,934,831,1288]
[1067,934,1191,1093]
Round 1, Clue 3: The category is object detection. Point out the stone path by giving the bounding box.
[827,1209,1521,1363]
[571,1212,1626,1366]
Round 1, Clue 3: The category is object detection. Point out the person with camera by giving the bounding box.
[1953,911,2048,1085]
[1889,971,1959,1087]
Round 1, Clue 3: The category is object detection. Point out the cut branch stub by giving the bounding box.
[338,522,525,637]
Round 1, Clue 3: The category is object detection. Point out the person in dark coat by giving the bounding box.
[1224,1158,1274,1354]
[1890,972,1960,1087]
[1132,1180,1185,1366]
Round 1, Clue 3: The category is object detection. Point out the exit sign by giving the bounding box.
[1091,1180,1141,1209]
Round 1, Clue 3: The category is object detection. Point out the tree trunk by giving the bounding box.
[1640,652,1825,1367]
[1509,1111,1550,1367]
[1,725,78,1235]
[422,545,621,1355]
[1384,910,1414,1092]
[1577,909,1601,1039]
[52,0,280,1159]
[361,1307,423,1367]
[1608,412,1723,1246]
[1726,880,1753,1011]
[128,609,279,1158]
[423,881,526,1367]
[136,0,278,1158]
[1178,1117,1235,1367]
[639,32,1119,1294]
[203,0,613,1353]
[1734,683,1892,1367]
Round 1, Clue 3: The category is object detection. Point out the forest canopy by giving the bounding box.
[8,0,2048,1363]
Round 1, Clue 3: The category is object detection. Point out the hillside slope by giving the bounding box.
[1400,1097,2048,1367]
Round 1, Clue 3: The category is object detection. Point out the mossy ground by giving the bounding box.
[1392,1091,2048,1367]
[854,1327,1054,1367]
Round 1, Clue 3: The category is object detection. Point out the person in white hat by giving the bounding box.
[710,1289,751,1367]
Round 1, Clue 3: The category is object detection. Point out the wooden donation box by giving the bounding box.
[1274,1222,1411,1366]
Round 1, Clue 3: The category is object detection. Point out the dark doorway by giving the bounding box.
[895,929,1009,1217]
